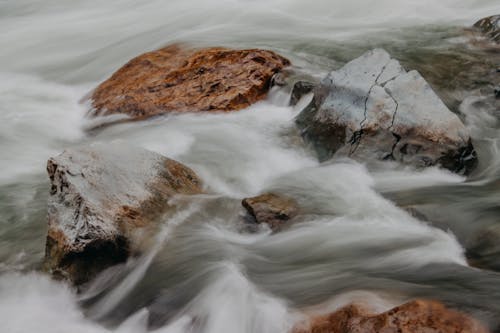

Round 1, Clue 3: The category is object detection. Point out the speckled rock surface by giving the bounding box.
[296,49,476,174]
[474,15,500,43]
[293,299,489,333]
[88,44,290,120]
[242,193,299,232]
[44,143,202,284]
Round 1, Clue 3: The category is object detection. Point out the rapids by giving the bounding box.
[1,0,500,332]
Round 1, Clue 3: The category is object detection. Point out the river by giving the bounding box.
[1,0,499,332]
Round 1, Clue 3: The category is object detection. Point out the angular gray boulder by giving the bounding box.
[296,49,477,174]
[44,143,202,285]
[474,15,500,43]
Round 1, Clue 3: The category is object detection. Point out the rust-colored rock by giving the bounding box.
[242,193,299,232]
[88,44,290,119]
[293,299,489,333]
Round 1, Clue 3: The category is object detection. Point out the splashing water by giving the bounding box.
[1,0,500,332]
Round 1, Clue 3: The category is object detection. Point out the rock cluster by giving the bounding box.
[39,41,491,331]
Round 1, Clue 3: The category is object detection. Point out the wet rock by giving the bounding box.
[44,143,202,285]
[402,47,499,111]
[290,81,316,106]
[466,224,500,271]
[88,44,290,120]
[242,193,299,232]
[293,299,489,333]
[474,15,500,43]
[296,49,477,174]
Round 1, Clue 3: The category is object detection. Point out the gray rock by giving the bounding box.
[44,143,202,285]
[296,49,477,174]
[474,15,500,43]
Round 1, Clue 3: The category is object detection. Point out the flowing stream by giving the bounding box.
[1,0,500,332]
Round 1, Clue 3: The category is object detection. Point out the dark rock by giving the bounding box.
[242,193,299,232]
[290,81,316,106]
[293,299,489,333]
[296,49,477,174]
[44,143,202,285]
[474,15,500,43]
[88,44,290,120]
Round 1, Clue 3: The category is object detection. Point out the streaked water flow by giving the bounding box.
[1,1,500,332]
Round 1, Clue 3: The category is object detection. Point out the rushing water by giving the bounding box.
[1,0,500,332]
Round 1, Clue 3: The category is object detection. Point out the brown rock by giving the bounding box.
[242,193,299,232]
[293,300,489,333]
[88,44,290,119]
[473,15,500,44]
[44,143,202,285]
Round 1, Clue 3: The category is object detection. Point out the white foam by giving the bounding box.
[0,273,109,333]
[0,72,86,185]
[0,0,497,80]
[93,103,317,197]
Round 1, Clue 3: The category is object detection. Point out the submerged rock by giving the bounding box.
[474,15,500,43]
[88,44,290,120]
[296,49,477,174]
[242,193,299,232]
[44,143,202,285]
[293,299,489,333]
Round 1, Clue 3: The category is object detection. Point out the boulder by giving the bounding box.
[88,44,290,120]
[296,49,477,174]
[44,143,202,285]
[293,299,489,333]
[474,15,500,43]
[242,193,299,232]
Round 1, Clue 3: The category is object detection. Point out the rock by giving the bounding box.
[401,46,499,111]
[290,81,316,106]
[296,49,477,174]
[88,44,290,120]
[242,193,299,232]
[474,15,500,43]
[293,299,489,333]
[44,143,202,285]
[466,224,500,271]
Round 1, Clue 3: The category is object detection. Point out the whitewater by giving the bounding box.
[1,0,499,332]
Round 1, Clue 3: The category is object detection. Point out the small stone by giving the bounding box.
[290,81,316,106]
[242,193,299,232]
[474,15,500,43]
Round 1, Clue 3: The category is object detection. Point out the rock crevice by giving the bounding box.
[296,49,477,173]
